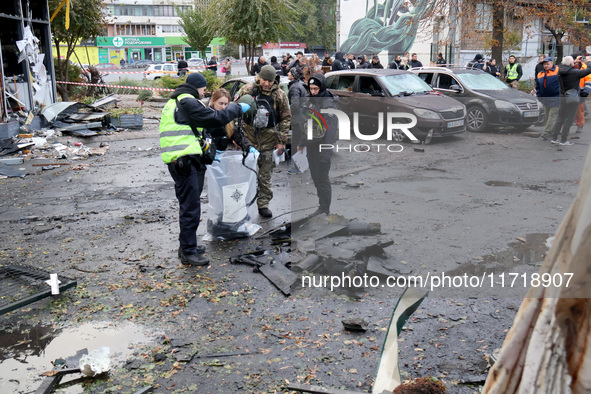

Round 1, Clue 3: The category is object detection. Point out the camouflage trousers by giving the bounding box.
[257,150,275,209]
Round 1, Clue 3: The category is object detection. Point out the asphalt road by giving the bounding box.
[0,96,588,393]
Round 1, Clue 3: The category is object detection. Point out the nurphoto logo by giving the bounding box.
[306,108,419,152]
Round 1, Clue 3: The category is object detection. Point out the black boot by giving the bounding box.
[179,249,209,266]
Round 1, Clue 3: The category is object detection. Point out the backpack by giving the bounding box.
[246,86,278,129]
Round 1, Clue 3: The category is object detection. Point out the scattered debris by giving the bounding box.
[79,347,111,377]
[342,318,369,332]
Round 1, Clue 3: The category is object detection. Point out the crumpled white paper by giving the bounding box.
[79,347,111,377]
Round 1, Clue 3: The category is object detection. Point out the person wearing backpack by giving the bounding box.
[236,65,291,218]
[159,73,250,266]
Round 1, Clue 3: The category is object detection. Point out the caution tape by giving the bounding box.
[57,80,175,92]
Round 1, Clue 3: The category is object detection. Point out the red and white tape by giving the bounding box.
[57,80,174,92]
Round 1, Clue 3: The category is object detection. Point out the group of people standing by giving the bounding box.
[466,54,522,86]
[328,51,424,71]
[535,53,591,146]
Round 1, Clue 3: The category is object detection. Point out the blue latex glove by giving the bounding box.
[214,150,224,162]
[238,103,251,113]
[249,146,259,155]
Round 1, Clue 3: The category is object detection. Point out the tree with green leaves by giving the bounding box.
[288,0,336,52]
[50,0,106,100]
[210,0,297,73]
[177,3,215,61]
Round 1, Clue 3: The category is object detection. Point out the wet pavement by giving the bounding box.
[0,95,589,393]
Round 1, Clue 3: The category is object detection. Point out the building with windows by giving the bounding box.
[100,0,222,64]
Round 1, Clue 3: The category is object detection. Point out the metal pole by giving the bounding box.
[0,38,9,121]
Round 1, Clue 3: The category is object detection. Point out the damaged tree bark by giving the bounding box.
[483,146,591,393]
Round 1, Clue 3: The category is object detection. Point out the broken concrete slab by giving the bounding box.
[291,254,321,273]
[259,262,298,296]
[366,256,413,278]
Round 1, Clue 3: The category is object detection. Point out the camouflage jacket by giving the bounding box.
[237,78,291,151]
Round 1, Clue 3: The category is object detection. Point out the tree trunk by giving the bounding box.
[545,24,564,64]
[491,0,504,63]
[483,145,591,393]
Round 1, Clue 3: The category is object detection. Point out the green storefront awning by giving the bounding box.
[165,36,227,47]
[97,36,165,47]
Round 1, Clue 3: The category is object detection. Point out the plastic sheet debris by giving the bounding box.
[0,162,27,177]
[79,347,110,377]
[273,148,286,166]
[291,147,309,172]
[205,151,260,240]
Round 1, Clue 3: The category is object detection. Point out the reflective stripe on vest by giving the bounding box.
[159,93,203,164]
[506,63,519,79]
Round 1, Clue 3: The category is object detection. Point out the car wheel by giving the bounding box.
[391,130,406,142]
[466,106,487,132]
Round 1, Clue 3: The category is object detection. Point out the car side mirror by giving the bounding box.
[371,90,385,97]
[450,84,461,92]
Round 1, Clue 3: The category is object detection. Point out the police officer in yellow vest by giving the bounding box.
[160,73,247,266]
[504,55,523,89]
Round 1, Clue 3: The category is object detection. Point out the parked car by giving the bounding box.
[219,75,290,101]
[410,67,544,132]
[143,63,201,80]
[187,58,206,70]
[128,59,154,69]
[325,69,466,141]
[92,63,120,72]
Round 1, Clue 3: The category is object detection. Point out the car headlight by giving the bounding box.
[495,100,515,110]
[413,108,440,119]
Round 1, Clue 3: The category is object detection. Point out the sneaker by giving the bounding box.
[540,133,551,140]
[258,207,273,218]
[559,141,574,146]
[179,249,209,266]
[576,127,583,133]
[550,140,560,144]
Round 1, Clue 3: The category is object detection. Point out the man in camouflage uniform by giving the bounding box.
[237,65,291,218]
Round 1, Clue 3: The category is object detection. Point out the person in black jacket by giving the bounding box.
[331,52,347,71]
[270,56,282,74]
[388,55,407,70]
[357,55,370,69]
[287,68,308,104]
[160,73,246,266]
[484,59,501,78]
[370,55,384,69]
[250,56,267,76]
[177,56,188,76]
[346,54,356,69]
[322,52,331,67]
[208,56,218,73]
[551,56,591,145]
[296,73,337,217]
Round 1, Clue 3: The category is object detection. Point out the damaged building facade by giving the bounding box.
[1,0,57,138]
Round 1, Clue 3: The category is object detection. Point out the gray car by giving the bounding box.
[325,69,466,141]
[411,67,544,132]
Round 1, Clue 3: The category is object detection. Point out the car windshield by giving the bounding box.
[456,72,509,90]
[380,73,433,96]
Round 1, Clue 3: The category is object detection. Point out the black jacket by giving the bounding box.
[205,123,252,152]
[251,59,268,76]
[171,84,241,129]
[347,59,356,69]
[322,57,331,67]
[331,52,347,71]
[370,61,384,69]
[558,65,591,94]
[484,63,500,78]
[208,58,217,72]
[389,60,407,70]
[409,60,423,68]
[177,59,188,69]
[271,62,282,74]
[288,79,308,104]
[293,74,338,147]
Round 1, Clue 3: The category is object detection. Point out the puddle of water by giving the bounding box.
[447,233,552,278]
[0,321,159,393]
[485,180,548,191]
